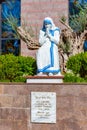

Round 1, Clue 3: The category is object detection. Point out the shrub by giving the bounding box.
[66,53,82,75]
[66,52,87,78]
[0,54,37,82]
[18,56,37,76]
[64,73,85,83]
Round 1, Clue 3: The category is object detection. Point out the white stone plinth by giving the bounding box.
[26,76,64,83]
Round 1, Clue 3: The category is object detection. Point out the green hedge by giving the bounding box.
[66,52,87,78]
[64,52,87,82]
[0,54,37,82]
[64,73,86,83]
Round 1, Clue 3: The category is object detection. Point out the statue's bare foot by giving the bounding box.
[37,72,47,76]
[48,73,53,76]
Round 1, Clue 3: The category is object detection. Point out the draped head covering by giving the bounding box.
[42,17,60,34]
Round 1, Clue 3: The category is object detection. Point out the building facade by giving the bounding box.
[1,0,86,57]
[21,0,68,57]
[0,0,21,56]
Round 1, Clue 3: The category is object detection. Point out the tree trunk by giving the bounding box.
[16,25,87,73]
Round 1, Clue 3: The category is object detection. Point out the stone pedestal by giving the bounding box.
[0,83,87,130]
[26,75,64,83]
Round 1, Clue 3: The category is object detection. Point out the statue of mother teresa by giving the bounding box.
[36,17,61,76]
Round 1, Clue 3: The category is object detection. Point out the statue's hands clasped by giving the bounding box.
[45,28,52,40]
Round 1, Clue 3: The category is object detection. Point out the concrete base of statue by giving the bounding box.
[26,75,64,83]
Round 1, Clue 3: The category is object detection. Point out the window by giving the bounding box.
[0,0,21,56]
[69,0,87,15]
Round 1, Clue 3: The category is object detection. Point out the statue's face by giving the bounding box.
[45,23,52,30]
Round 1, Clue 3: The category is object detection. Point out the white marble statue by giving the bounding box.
[36,17,61,76]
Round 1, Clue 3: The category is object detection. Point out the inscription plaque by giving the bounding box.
[31,92,56,123]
